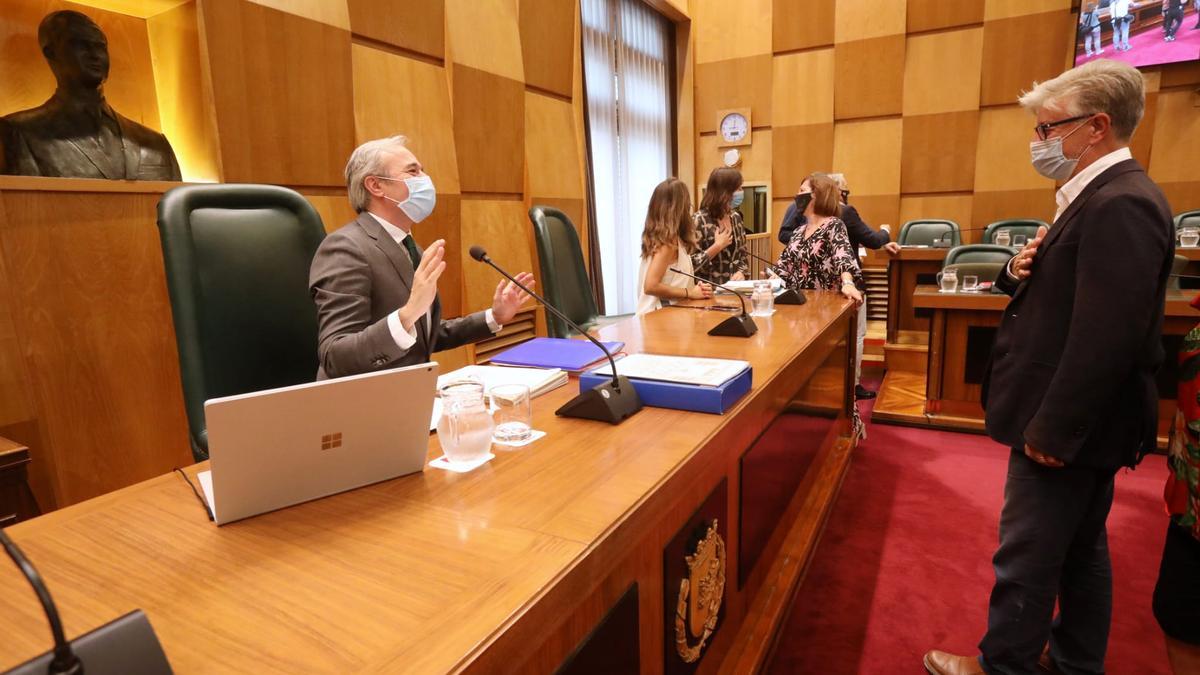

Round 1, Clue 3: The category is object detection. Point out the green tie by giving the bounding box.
[401,235,421,270]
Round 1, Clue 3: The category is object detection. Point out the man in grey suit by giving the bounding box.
[310,135,534,379]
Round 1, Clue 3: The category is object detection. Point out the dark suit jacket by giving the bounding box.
[309,212,493,380]
[982,159,1174,469]
[0,99,181,181]
[778,203,890,250]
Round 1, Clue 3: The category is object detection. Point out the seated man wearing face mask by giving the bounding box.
[310,135,534,380]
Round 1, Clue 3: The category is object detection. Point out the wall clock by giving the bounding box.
[717,108,751,148]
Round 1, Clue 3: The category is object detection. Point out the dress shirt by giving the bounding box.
[367,212,501,350]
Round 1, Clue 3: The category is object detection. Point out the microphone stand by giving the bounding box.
[1,529,82,675]
[668,268,758,338]
[744,251,806,305]
[469,246,642,424]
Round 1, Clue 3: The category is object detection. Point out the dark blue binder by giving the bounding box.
[578,365,752,414]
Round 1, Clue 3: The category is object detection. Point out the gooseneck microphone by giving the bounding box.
[1,528,81,674]
[743,251,806,305]
[668,268,758,338]
[469,245,642,423]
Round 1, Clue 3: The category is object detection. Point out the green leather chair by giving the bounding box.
[942,261,1006,284]
[1176,210,1200,232]
[898,219,960,247]
[982,219,1048,244]
[944,244,1016,267]
[528,206,624,338]
[157,184,328,461]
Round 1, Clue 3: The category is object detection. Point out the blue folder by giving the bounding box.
[578,365,752,415]
[490,337,625,372]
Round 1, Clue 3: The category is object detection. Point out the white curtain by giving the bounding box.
[582,0,673,315]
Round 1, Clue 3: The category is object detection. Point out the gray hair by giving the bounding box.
[345,135,409,213]
[1017,59,1145,141]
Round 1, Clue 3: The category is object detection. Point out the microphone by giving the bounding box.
[1,528,80,674]
[743,251,806,305]
[468,245,642,424]
[668,268,758,338]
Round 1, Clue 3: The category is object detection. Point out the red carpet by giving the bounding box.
[768,380,1172,674]
[1075,14,1200,69]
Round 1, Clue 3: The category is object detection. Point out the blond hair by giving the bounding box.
[641,178,695,258]
[1018,59,1145,141]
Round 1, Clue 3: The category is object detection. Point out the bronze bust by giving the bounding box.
[0,10,181,181]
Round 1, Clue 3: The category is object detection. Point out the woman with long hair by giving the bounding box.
[690,167,748,285]
[636,178,712,315]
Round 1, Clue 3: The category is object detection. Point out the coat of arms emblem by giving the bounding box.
[673,519,726,662]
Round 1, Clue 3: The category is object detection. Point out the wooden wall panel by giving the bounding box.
[844,194,901,232]
[460,199,534,313]
[74,0,189,17]
[0,0,161,130]
[1148,90,1200,186]
[974,105,1054,192]
[971,188,1057,233]
[899,194,975,235]
[693,0,772,63]
[0,189,192,506]
[348,0,445,60]
[902,27,983,116]
[901,111,979,193]
[147,1,220,183]
[246,0,350,29]
[199,0,354,186]
[526,92,584,200]
[452,66,525,195]
[907,0,985,33]
[980,10,1073,107]
[772,124,834,196]
[520,0,575,98]
[697,129,772,183]
[420,194,464,319]
[984,0,1071,21]
[304,193,358,234]
[773,0,834,52]
[351,45,461,194]
[834,35,905,120]
[1160,182,1200,215]
[832,118,903,196]
[445,0,524,81]
[1161,61,1200,88]
[834,0,907,43]
[772,49,834,127]
[694,54,773,133]
[1130,92,1157,170]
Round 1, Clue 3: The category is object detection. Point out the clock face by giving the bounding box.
[720,113,748,143]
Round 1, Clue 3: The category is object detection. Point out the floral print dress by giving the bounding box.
[1166,293,1200,541]
[775,216,864,293]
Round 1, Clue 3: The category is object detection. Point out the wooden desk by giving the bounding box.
[0,436,39,527]
[0,294,856,674]
[884,247,948,346]
[913,286,1200,435]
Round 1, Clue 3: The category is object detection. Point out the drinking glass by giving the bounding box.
[1012,234,1027,247]
[994,230,1012,247]
[750,280,775,316]
[1181,228,1200,248]
[436,381,494,464]
[938,269,959,293]
[491,384,532,443]
[962,274,979,292]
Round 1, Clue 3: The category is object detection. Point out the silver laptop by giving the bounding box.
[197,362,438,525]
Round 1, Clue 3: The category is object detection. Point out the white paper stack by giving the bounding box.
[437,364,568,398]
[590,353,750,387]
[715,278,782,295]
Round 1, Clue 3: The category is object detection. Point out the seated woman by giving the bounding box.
[636,178,712,315]
[775,173,864,307]
[690,167,748,285]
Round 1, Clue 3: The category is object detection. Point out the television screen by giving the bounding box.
[1074,0,1200,68]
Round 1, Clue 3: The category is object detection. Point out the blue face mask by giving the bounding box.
[730,191,744,209]
[377,175,437,223]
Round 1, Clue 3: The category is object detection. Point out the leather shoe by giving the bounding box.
[923,650,984,675]
[855,384,877,400]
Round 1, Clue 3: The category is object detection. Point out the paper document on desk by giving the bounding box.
[591,353,750,387]
[716,278,782,294]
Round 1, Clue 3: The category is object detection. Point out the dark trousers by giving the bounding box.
[1165,10,1184,38]
[978,448,1117,675]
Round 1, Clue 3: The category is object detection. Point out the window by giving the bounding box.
[582,0,674,315]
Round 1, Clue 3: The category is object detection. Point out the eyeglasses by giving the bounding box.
[1034,114,1093,141]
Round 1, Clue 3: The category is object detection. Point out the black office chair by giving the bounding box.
[944,244,1016,267]
[1176,210,1200,234]
[898,219,961,247]
[982,219,1048,244]
[1170,254,1188,291]
[157,184,327,461]
[528,206,625,338]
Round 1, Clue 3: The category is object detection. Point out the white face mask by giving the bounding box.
[377,175,437,223]
[1029,120,1092,182]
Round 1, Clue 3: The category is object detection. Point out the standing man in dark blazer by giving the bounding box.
[310,135,533,380]
[924,60,1174,675]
